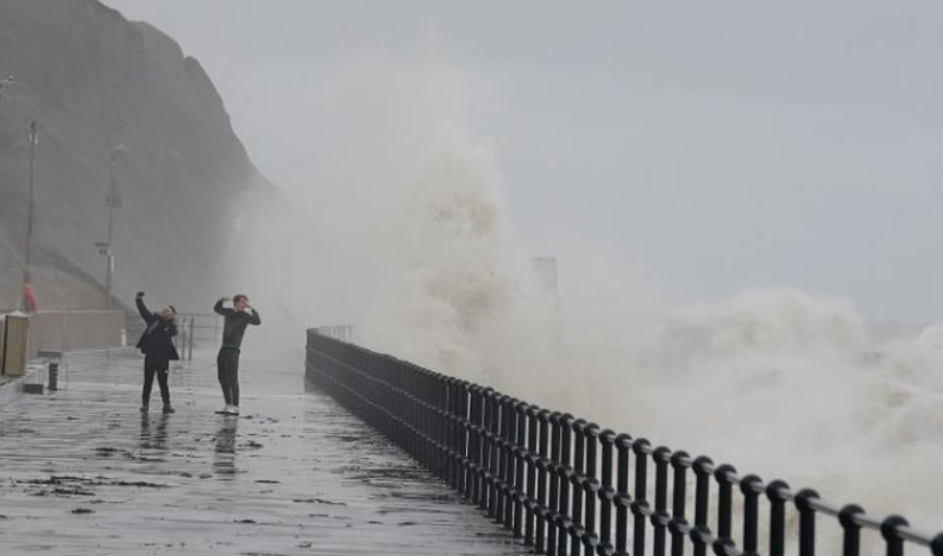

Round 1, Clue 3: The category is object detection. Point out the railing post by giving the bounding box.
[513,401,527,538]
[652,446,672,556]
[582,424,601,556]
[557,413,574,556]
[559,465,574,556]
[714,463,737,553]
[795,489,820,556]
[536,409,552,554]
[548,412,563,556]
[614,434,633,556]
[454,380,470,492]
[632,439,652,556]
[691,456,713,556]
[525,405,541,547]
[481,388,496,512]
[767,480,790,556]
[598,429,617,556]
[570,419,587,556]
[468,385,483,503]
[449,378,460,486]
[881,516,909,556]
[838,504,865,556]
[496,395,511,525]
[502,397,516,529]
[669,451,690,556]
[741,475,763,556]
[929,532,943,556]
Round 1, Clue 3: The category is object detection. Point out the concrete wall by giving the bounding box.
[2,315,30,376]
[25,311,126,359]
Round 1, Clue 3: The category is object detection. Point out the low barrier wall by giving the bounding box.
[26,310,125,359]
[1,311,125,377]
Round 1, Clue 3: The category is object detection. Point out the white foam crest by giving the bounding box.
[351,149,943,531]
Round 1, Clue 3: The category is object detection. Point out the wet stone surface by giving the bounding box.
[0,350,530,555]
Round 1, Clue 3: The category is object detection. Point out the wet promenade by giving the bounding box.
[0,350,530,555]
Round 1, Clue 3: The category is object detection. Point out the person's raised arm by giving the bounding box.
[168,320,178,337]
[213,297,232,316]
[135,291,154,323]
[248,306,261,326]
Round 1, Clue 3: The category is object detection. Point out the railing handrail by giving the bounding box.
[304,328,943,556]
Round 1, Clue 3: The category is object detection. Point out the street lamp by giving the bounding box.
[0,77,35,311]
[98,143,128,309]
[0,76,16,204]
[22,119,38,312]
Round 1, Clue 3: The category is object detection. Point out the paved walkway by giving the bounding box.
[0,349,531,555]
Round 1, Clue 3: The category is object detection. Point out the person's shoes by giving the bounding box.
[230,406,239,415]
[140,403,148,413]
[216,405,231,414]
[162,404,175,414]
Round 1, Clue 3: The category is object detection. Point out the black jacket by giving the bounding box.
[135,297,180,361]
[213,299,261,350]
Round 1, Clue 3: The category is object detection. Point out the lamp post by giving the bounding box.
[0,76,15,206]
[22,120,38,311]
[98,144,127,309]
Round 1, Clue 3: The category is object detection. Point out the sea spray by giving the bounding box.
[230,58,942,536]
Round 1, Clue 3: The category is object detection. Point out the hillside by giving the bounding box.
[0,0,281,312]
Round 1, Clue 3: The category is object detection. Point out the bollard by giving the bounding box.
[48,361,59,391]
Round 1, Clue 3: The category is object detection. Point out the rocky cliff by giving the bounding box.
[0,0,278,312]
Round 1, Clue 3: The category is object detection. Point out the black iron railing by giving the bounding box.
[305,329,942,556]
[173,312,222,360]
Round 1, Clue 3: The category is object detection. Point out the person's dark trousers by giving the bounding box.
[142,354,171,406]
[217,347,241,406]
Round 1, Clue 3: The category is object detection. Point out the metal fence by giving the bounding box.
[174,312,221,360]
[305,329,942,556]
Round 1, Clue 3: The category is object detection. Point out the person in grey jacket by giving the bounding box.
[135,291,179,414]
[213,294,261,415]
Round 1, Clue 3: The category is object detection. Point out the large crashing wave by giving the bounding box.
[353,146,943,533]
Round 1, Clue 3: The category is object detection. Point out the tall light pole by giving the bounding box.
[0,76,15,206]
[98,144,126,309]
[22,120,38,310]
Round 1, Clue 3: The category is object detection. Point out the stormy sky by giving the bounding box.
[105,0,943,323]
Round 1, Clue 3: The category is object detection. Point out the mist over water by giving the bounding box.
[233,58,942,534]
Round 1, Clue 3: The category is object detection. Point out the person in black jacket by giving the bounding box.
[213,294,261,415]
[135,291,179,414]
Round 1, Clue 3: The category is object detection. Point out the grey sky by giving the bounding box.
[105,0,943,322]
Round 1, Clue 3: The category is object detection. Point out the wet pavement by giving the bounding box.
[0,349,531,555]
